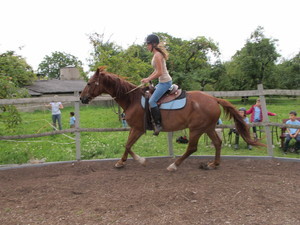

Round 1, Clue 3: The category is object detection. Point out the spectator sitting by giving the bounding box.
[121,112,128,128]
[246,98,276,140]
[216,118,223,141]
[210,118,223,147]
[283,111,300,154]
[229,107,252,150]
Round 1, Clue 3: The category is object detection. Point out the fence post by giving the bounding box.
[257,84,274,157]
[74,92,81,160]
[167,132,174,157]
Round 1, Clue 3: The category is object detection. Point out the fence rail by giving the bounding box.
[205,89,300,97]
[1,123,300,141]
[1,86,300,160]
[1,89,299,106]
[0,95,112,105]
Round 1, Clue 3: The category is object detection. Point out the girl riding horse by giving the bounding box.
[80,66,264,171]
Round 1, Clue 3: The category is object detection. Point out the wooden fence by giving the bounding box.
[1,85,300,159]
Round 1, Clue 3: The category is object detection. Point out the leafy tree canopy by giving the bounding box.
[155,32,221,90]
[0,51,35,87]
[38,51,86,79]
[88,33,152,84]
[230,26,280,89]
[87,29,296,91]
[87,32,221,90]
[276,52,300,89]
[0,51,34,130]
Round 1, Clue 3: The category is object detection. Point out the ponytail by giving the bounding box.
[154,43,169,60]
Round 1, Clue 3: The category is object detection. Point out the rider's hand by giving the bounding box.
[141,78,150,84]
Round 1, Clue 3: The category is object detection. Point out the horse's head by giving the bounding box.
[80,67,106,104]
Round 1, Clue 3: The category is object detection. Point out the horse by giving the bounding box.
[80,66,264,171]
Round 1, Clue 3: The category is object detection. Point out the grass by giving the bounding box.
[0,96,299,165]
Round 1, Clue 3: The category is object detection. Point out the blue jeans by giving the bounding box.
[122,119,128,128]
[52,114,62,130]
[149,81,172,108]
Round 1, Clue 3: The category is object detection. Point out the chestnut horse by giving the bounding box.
[80,67,263,171]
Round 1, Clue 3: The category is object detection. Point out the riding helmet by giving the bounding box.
[146,34,160,44]
[238,107,247,112]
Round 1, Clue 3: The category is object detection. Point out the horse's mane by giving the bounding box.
[97,67,143,105]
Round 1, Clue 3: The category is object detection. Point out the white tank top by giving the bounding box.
[151,55,172,83]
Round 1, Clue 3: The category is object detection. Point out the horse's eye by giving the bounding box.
[87,83,91,86]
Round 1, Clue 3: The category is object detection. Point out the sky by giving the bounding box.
[1,0,299,72]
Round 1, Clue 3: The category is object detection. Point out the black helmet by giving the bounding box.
[146,34,159,44]
[238,107,246,112]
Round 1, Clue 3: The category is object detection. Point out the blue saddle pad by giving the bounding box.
[141,96,186,110]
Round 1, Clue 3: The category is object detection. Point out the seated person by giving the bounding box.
[284,111,300,154]
[229,107,252,150]
[216,118,223,140]
[210,118,223,147]
[121,112,128,128]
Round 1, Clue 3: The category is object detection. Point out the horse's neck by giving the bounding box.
[114,98,129,111]
[106,85,138,111]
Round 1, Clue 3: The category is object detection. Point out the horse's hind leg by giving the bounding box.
[200,129,222,170]
[115,128,144,168]
[167,130,203,171]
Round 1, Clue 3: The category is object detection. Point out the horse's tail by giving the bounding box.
[216,98,266,147]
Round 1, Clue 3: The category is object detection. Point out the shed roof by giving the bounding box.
[25,79,87,96]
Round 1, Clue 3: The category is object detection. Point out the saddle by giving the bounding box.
[142,84,186,131]
[143,84,183,105]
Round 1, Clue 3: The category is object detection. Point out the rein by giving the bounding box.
[125,83,145,95]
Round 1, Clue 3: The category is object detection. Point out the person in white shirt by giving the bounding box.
[45,95,64,130]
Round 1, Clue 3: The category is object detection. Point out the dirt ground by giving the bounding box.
[0,157,299,225]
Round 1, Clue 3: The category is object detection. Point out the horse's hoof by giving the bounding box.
[138,157,146,166]
[114,161,125,168]
[133,155,146,166]
[199,162,209,170]
[167,163,177,172]
[199,162,216,170]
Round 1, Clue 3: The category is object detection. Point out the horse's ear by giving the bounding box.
[98,66,107,73]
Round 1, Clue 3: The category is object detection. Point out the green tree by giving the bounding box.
[194,61,226,91]
[230,26,280,89]
[156,32,221,90]
[0,51,35,87]
[88,32,122,71]
[88,33,151,84]
[276,52,300,89]
[88,32,222,89]
[213,61,234,91]
[38,51,86,79]
[0,51,34,131]
[217,60,250,91]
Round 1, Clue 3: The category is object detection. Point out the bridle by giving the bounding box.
[87,76,100,99]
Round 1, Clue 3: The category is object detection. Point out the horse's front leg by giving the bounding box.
[199,129,222,170]
[167,130,203,171]
[115,128,145,168]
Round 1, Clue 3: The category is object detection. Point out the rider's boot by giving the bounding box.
[150,106,162,136]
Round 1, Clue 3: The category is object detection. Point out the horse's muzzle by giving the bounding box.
[80,96,90,104]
